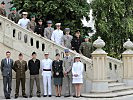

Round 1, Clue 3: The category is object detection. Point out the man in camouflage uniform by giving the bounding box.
[0,1,6,17]
[13,53,28,98]
[27,15,36,32]
[61,28,73,49]
[8,7,20,23]
[79,36,93,58]
[44,20,54,40]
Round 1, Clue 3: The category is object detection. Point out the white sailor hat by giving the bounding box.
[44,52,49,55]
[22,12,28,15]
[55,23,61,26]
[74,55,80,58]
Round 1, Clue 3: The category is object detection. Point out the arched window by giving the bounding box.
[30,38,33,46]
[42,43,45,51]
[36,41,39,49]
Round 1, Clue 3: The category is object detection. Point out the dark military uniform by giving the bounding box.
[79,42,93,58]
[8,13,20,23]
[0,7,6,17]
[13,60,28,97]
[34,24,44,37]
[71,36,83,53]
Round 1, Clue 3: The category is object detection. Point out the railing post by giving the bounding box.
[91,37,108,92]
[122,39,133,86]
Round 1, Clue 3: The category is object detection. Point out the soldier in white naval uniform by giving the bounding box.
[51,23,63,45]
[41,52,53,97]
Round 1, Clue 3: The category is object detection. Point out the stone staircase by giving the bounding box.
[0,15,133,98]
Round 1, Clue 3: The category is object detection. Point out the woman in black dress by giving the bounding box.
[52,53,63,97]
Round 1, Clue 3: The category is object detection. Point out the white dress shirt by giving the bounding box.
[51,29,63,45]
[41,58,53,70]
[72,62,84,79]
[18,18,30,28]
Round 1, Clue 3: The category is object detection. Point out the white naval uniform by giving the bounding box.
[41,58,53,95]
[18,18,30,29]
[72,61,84,84]
[51,29,63,45]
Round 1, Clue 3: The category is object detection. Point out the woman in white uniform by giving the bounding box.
[72,55,84,98]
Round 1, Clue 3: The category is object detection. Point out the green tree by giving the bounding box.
[91,0,133,58]
[10,0,90,34]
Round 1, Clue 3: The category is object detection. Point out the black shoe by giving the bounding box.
[37,95,41,97]
[23,95,28,98]
[73,95,76,97]
[64,95,70,97]
[29,95,32,98]
[15,95,18,99]
[6,97,10,99]
[49,95,52,97]
[43,95,47,97]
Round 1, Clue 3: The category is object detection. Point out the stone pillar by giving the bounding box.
[122,39,133,86]
[91,37,108,92]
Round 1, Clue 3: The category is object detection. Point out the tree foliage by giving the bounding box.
[91,0,133,58]
[10,0,90,34]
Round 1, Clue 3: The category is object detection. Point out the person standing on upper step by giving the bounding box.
[44,20,54,40]
[41,52,53,97]
[61,28,73,49]
[18,12,30,29]
[1,51,13,99]
[51,23,63,45]
[34,19,44,37]
[0,1,6,17]
[8,7,20,23]
[28,52,41,98]
[63,49,75,97]
[27,15,36,32]
[79,36,93,58]
[13,53,28,99]
[71,29,83,53]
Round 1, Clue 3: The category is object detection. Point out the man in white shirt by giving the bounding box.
[18,12,30,29]
[51,23,63,45]
[41,52,53,97]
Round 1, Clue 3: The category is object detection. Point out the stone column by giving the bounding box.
[122,39,133,86]
[91,37,108,92]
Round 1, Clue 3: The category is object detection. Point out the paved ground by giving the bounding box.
[1,95,133,100]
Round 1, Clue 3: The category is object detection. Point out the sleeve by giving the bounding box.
[79,43,83,54]
[12,61,17,72]
[8,14,11,20]
[34,26,37,33]
[25,61,28,71]
[51,32,55,41]
[38,60,40,70]
[18,19,21,25]
[66,58,74,73]
[78,63,84,76]
[72,63,76,75]
[27,22,31,31]
[63,59,65,72]
[52,61,55,72]
[61,36,64,46]
[28,60,31,71]
[71,38,75,50]
[1,59,4,72]
[41,60,43,71]
[44,28,47,38]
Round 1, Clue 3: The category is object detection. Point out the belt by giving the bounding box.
[43,69,51,71]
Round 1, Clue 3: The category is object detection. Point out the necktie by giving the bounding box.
[8,59,10,65]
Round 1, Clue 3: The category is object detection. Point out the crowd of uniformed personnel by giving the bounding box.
[0,1,93,99]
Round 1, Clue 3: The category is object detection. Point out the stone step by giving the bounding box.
[108,80,118,83]
[82,89,133,98]
[110,86,133,92]
[108,83,125,89]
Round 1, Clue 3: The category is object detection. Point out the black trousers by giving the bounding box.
[3,76,12,98]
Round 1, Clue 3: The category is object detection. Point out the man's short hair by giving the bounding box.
[6,51,11,54]
[19,53,23,56]
[32,52,36,55]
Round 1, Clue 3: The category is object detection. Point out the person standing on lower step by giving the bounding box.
[63,49,74,97]
[41,52,53,97]
[52,53,64,97]
[1,51,13,99]
[28,52,41,98]
[13,53,28,99]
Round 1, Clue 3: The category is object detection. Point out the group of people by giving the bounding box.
[1,50,84,99]
[0,1,93,58]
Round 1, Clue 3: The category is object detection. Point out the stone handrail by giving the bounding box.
[0,15,93,80]
[107,56,123,82]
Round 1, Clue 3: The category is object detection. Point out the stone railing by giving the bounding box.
[0,15,93,80]
[107,56,123,82]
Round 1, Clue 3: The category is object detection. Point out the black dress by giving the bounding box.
[52,60,63,85]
